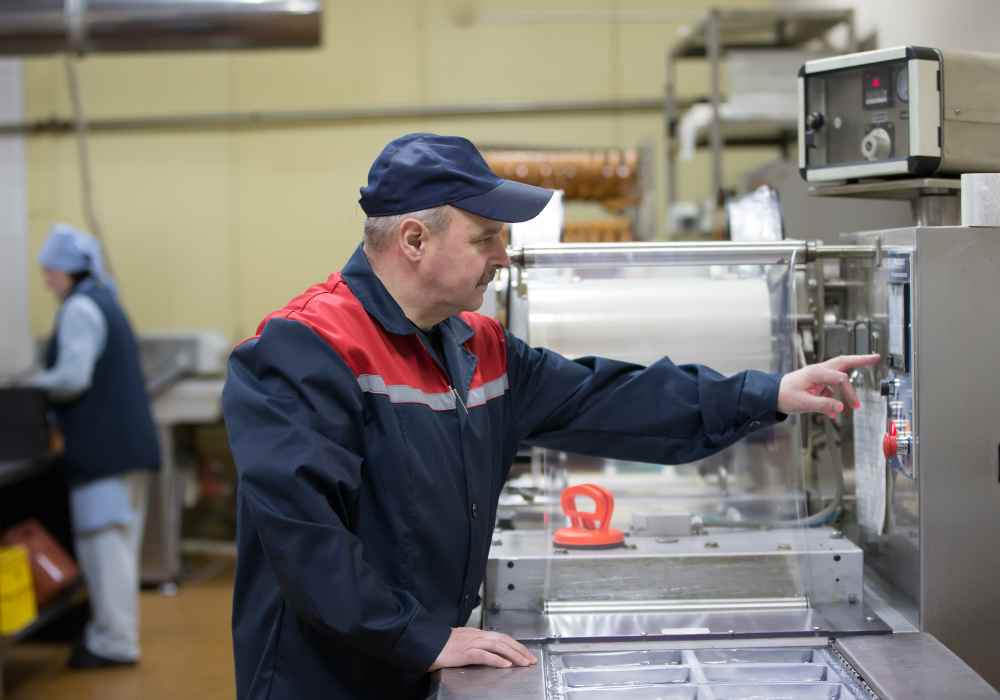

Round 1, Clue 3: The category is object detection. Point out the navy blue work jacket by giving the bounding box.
[222,245,784,700]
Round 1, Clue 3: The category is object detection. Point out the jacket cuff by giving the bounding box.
[739,370,787,431]
[391,606,452,673]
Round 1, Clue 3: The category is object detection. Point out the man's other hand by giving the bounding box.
[778,354,881,419]
[428,627,537,671]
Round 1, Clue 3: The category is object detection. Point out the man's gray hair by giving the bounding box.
[363,206,451,254]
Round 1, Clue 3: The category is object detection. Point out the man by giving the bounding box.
[30,224,159,669]
[223,133,878,699]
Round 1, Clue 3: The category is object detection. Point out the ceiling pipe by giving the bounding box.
[0,0,322,55]
[0,97,672,136]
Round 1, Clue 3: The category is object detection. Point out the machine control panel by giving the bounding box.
[804,45,1000,180]
[797,46,973,181]
[879,254,915,479]
[803,58,912,172]
[881,380,914,474]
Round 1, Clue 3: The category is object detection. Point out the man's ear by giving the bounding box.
[397,217,428,262]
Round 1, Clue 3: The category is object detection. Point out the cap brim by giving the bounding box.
[451,179,554,223]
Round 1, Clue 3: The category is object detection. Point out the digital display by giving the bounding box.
[863,67,894,109]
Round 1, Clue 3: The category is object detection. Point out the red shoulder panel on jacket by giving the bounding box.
[251,275,510,396]
[460,312,508,390]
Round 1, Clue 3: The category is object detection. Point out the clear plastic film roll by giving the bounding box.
[525,269,774,375]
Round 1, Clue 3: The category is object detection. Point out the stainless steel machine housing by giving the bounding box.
[841,225,1000,687]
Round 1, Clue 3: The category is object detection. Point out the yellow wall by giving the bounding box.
[23,0,774,341]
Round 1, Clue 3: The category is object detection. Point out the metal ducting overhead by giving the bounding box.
[0,0,322,55]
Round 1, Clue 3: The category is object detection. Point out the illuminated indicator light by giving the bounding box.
[871,77,881,88]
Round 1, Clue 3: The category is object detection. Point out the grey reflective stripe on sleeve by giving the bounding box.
[356,373,509,411]
[466,373,509,408]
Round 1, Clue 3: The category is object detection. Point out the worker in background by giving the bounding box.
[222,133,880,700]
[29,224,159,669]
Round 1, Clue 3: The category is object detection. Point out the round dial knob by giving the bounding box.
[861,128,892,161]
[806,112,825,131]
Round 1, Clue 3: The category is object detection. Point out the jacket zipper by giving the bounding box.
[451,386,468,415]
[417,333,469,416]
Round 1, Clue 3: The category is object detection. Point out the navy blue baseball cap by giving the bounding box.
[359,133,554,223]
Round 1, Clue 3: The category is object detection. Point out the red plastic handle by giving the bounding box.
[560,483,615,531]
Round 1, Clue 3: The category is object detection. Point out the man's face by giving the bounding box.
[419,208,510,316]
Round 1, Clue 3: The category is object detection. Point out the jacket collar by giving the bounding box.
[341,244,474,345]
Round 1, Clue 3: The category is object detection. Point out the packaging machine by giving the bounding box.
[432,233,1000,699]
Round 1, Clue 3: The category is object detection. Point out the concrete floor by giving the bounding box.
[4,560,235,700]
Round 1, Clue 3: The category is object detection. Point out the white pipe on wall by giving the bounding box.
[0,59,33,380]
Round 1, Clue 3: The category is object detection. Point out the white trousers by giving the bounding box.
[73,471,149,661]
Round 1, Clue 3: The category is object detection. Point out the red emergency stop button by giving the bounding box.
[883,421,898,459]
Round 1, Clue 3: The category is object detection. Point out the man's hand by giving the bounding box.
[778,354,881,419]
[428,627,537,671]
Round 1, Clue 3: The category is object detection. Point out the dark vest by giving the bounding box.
[46,279,160,485]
